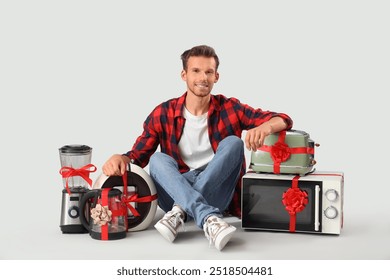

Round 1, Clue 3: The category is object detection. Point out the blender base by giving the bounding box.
[60,224,89,234]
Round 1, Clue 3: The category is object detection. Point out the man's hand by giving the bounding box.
[245,123,273,151]
[102,154,131,176]
[245,117,288,151]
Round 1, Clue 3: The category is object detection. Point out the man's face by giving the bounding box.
[181,56,219,98]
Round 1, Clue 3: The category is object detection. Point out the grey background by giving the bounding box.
[0,0,389,261]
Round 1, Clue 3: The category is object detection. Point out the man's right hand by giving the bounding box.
[102,154,131,176]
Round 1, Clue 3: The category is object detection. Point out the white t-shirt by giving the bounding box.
[178,107,214,170]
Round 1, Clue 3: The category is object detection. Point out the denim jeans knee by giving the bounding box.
[217,135,244,155]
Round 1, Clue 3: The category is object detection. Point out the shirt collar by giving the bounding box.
[174,92,221,118]
[174,92,187,118]
[209,93,221,113]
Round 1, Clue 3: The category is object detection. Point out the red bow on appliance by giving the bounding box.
[258,130,314,174]
[282,175,308,232]
[121,171,158,225]
[59,164,97,195]
[122,193,158,217]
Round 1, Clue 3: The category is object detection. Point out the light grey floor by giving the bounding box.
[2,205,389,260]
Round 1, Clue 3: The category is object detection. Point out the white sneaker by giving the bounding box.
[154,206,185,242]
[203,216,236,251]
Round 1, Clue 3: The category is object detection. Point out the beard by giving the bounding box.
[188,83,213,98]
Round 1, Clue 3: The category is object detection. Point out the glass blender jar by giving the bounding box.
[59,144,93,189]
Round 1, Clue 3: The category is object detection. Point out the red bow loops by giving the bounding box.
[121,172,158,223]
[270,141,291,164]
[258,130,315,174]
[59,164,97,195]
[282,175,308,232]
[122,193,158,217]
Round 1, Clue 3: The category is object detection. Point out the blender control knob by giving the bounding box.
[324,206,338,219]
[68,206,80,219]
[325,189,338,202]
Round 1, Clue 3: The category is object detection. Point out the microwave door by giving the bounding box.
[242,179,322,233]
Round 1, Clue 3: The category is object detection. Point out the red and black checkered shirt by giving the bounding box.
[126,92,293,217]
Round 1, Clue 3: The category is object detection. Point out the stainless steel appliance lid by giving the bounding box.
[285,129,309,136]
[59,144,92,154]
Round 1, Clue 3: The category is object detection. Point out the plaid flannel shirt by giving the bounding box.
[126,92,293,217]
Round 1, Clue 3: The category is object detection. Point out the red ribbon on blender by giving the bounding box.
[59,164,97,195]
[282,175,308,232]
[257,130,315,174]
[121,171,158,221]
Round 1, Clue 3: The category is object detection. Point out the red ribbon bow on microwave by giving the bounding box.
[282,175,308,232]
[59,164,97,195]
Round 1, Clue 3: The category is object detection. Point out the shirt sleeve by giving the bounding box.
[234,98,293,130]
[125,111,160,168]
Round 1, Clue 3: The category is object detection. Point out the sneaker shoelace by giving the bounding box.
[205,219,228,247]
[165,211,185,232]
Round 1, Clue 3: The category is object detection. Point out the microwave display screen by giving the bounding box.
[242,179,322,232]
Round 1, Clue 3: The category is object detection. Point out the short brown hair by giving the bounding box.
[181,45,220,71]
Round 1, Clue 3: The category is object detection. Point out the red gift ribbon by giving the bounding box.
[122,193,158,217]
[59,164,97,195]
[258,130,314,174]
[121,170,158,224]
[100,188,110,240]
[282,175,308,232]
[97,188,129,241]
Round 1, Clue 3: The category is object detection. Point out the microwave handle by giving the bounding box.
[314,185,320,231]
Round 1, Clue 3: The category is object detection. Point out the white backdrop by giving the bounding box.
[1,0,389,266]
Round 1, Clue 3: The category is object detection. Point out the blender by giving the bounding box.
[59,144,96,233]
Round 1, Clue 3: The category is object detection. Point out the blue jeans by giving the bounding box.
[149,135,244,228]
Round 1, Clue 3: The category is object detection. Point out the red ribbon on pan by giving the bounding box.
[121,170,158,226]
[258,130,314,174]
[282,175,308,232]
[59,164,97,195]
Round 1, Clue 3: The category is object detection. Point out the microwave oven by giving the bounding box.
[241,171,344,235]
